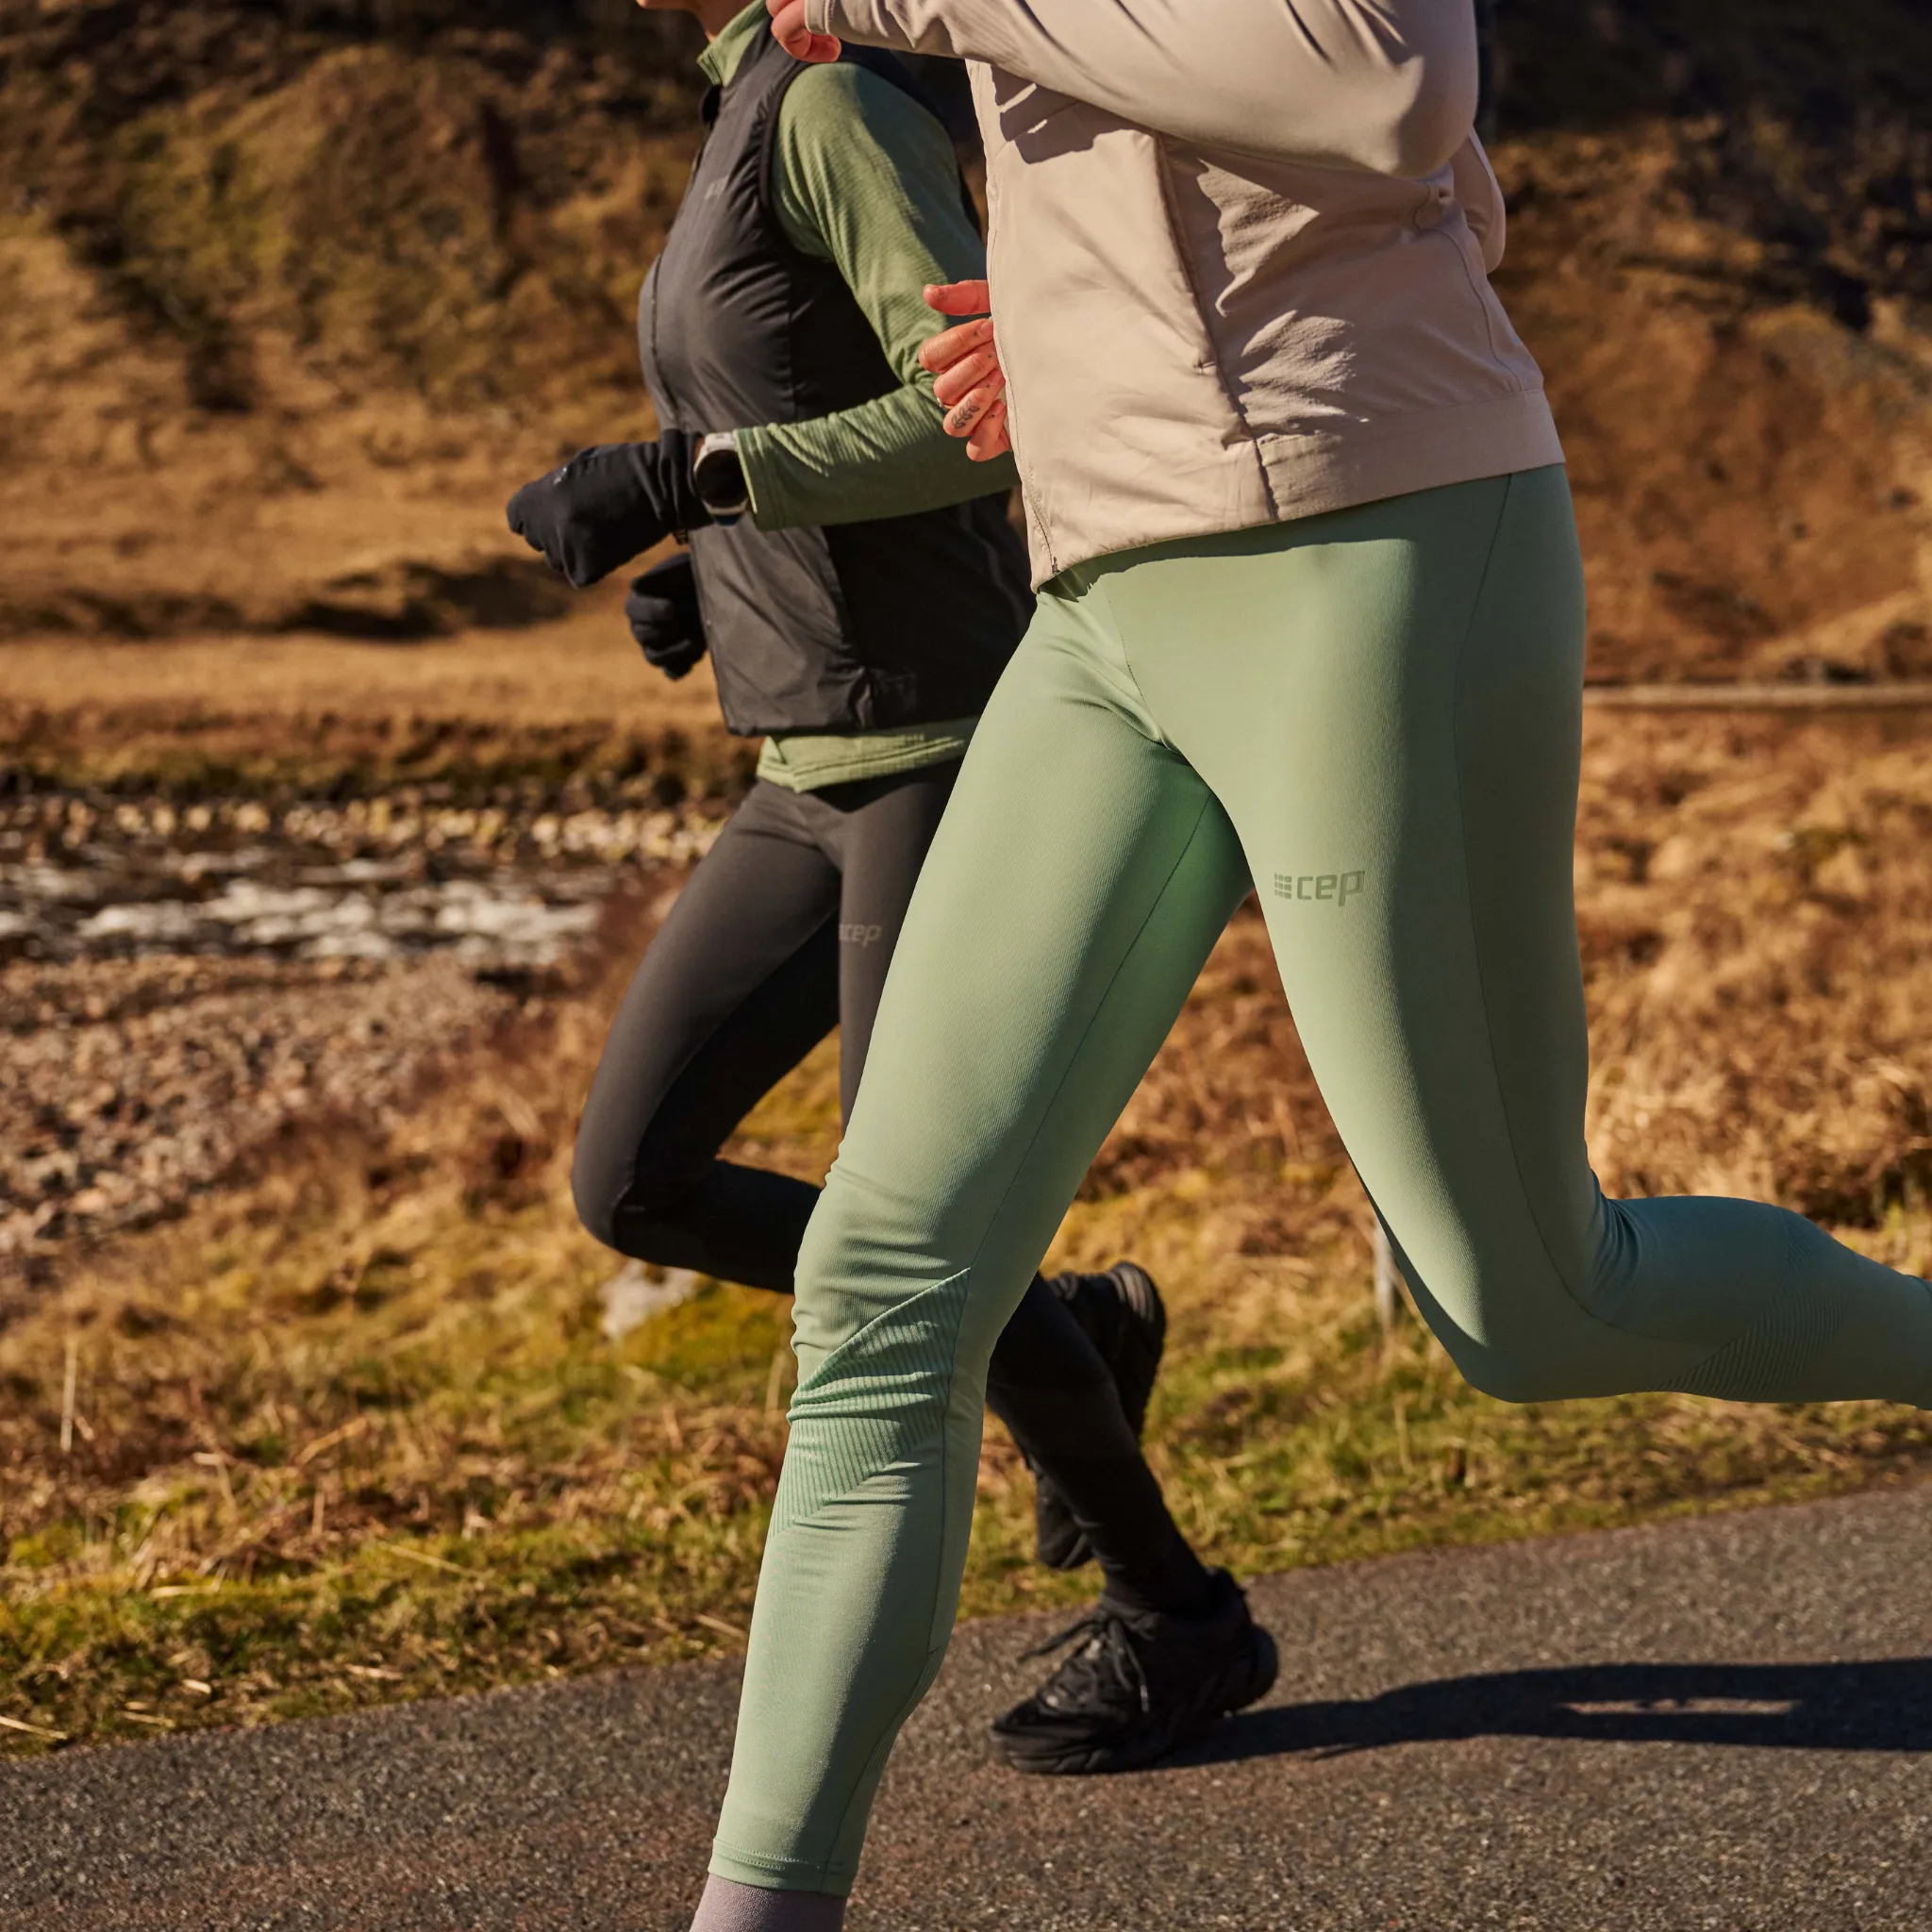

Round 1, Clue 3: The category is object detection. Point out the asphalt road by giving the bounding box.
[4,1486,1928,1931]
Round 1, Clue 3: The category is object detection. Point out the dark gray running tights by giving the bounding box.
[571,766,1203,1608]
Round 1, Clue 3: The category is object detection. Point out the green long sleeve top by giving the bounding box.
[698,4,1015,528]
[694,7,1017,791]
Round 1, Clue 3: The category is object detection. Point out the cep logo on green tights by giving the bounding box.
[1273,870,1367,907]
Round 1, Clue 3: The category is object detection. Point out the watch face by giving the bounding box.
[695,448,748,515]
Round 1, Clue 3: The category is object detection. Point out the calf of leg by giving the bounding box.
[984,1274,1203,1605]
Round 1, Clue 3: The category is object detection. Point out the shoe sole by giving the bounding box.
[994,1623,1280,1777]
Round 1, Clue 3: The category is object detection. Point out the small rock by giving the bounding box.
[599,1261,700,1341]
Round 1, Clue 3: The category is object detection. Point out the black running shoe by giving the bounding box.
[1032,1261,1167,1570]
[991,1569,1277,1776]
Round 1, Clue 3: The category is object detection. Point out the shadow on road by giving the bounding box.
[1173,1658,1932,1770]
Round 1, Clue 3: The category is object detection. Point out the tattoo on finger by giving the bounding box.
[945,392,990,436]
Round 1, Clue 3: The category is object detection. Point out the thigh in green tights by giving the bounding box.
[700,465,1932,1913]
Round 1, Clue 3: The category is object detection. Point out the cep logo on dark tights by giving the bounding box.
[840,922,887,946]
[1273,870,1367,908]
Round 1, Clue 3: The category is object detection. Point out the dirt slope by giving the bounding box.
[1,0,1929,674]
[0,1,705,636]
[1493,0,1932,679]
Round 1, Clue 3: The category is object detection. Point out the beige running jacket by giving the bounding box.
[801,0,1563,585]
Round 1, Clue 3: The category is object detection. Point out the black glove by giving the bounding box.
[625,551,707,682]
[505,429,709,589]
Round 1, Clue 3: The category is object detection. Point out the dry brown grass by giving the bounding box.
[0,588,715,736]
[1574,712,1932,1224]
[0,0,706,639]
[7,0,1932,1760]
[6,707,1932,1754]
[1493,124,1932,687]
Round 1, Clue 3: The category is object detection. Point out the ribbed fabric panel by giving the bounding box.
[774,1270,975,1535]
[1673,1301,1834,1401]
[1672,1217,1848,1403]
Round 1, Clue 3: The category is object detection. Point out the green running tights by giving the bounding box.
[699,466,1932,1914]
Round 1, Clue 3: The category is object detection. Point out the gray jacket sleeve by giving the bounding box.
[802,0,1479,178]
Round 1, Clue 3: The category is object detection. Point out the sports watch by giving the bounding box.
[692,431,750,525]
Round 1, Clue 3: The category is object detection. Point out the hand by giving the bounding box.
[767,0,841,63]
[920,280,1009,462]
[506,430,708,588]
[625,551,708,683]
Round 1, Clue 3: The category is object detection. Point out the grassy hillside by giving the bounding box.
[0,0,1928,670]
[1489,0,1932,678]
[0,0,705,636]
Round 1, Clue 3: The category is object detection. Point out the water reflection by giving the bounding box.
[0,791,719,972]
[0,789,721,1264]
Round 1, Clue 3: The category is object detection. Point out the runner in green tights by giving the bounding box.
[686,4,1932,1924]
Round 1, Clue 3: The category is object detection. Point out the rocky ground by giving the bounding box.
[0,782,721,1290]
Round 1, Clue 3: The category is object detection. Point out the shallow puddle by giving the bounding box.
[0,791,720,973]
[0,790,722,1275]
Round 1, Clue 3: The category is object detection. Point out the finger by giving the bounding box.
[933,351,1002,408]
[920,317,993,371]
[919,316,996,376]
[924,279,991,316]
[767,0,840,60]
[932,348,1002,408]
[966,400,1009,463]
[942,380,1004,440]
